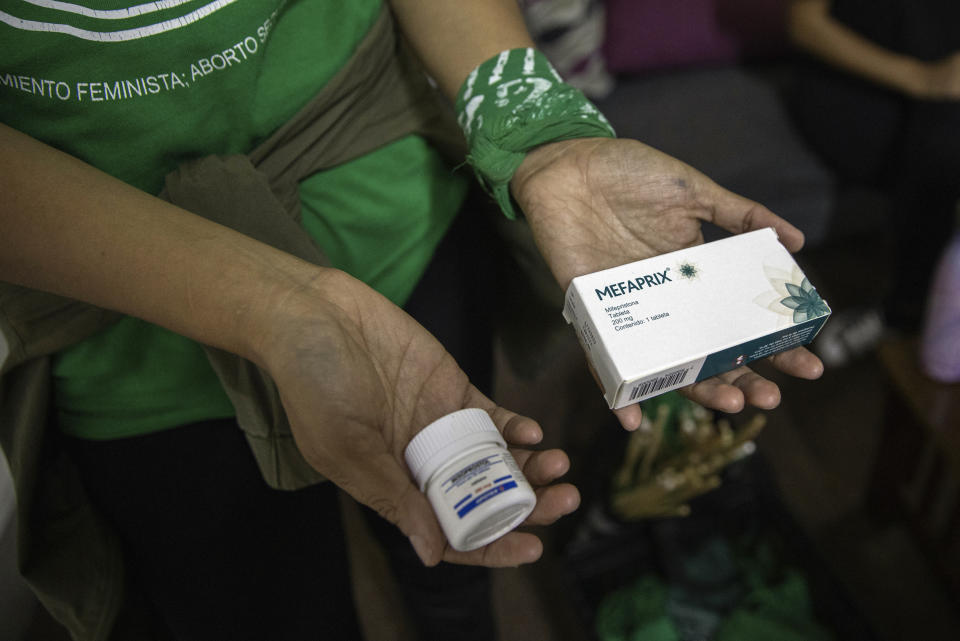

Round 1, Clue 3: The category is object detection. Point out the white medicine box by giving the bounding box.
[562,228,831,409]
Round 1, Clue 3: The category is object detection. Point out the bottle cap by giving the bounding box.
[404,409,506,489]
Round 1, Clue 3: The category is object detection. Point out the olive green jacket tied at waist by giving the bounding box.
[0,7,465,639]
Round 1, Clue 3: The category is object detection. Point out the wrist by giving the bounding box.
[888,57,931,98]
[455,48,615,219]
[511,138,595,212]
[228,258,341,369]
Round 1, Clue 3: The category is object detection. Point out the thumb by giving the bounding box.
[396,487,448,567]
[348,454,448,567]
[572,355,644,431]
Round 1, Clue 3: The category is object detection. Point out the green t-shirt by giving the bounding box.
[0,0,468,438]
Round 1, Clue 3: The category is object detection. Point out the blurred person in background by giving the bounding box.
[787,0,960,366]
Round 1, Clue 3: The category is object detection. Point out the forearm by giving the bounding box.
[788,0,926,96]
[0,123,324,364]
[388,0,534,100]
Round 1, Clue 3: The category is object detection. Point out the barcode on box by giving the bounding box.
[628,367,692,402]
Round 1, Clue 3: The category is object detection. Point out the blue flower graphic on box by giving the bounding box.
[754,262,831,328]
[779,278,830,323]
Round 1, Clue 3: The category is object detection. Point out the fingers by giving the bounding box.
[681,347,823,415]
[495,410,544,446]
[339,451,449,567]
[392,407,576,568]
[654,348,823,416]
[681,377,746,413]
[510,444,567,477]
[720,366,781,409]
[390,440,578,567]
[579,357,644,431]
[435,450,580,567]
[768,346,824,379]
[510,448,579,525]
[703,186,806,253]
[442,531,545,567]
[681,366,781,412]
[435,482,579,567]
[528,483,580,525]
[613,404,644,431]
[396,452,578,567]
[384,489,447,566]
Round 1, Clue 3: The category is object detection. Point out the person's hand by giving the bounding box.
[255,268,579,567]
[510,137,824,429]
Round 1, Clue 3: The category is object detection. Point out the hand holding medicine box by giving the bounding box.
[563,228,831,409]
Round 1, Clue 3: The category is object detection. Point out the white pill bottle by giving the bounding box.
[404,409,537,552]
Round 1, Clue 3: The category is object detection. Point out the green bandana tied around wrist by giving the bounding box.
[455,48,616,219]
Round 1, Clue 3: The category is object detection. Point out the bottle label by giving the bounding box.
[440,453,521,519]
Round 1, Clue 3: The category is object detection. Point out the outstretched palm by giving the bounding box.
[511,137,824,427]
[260,269,578,567]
